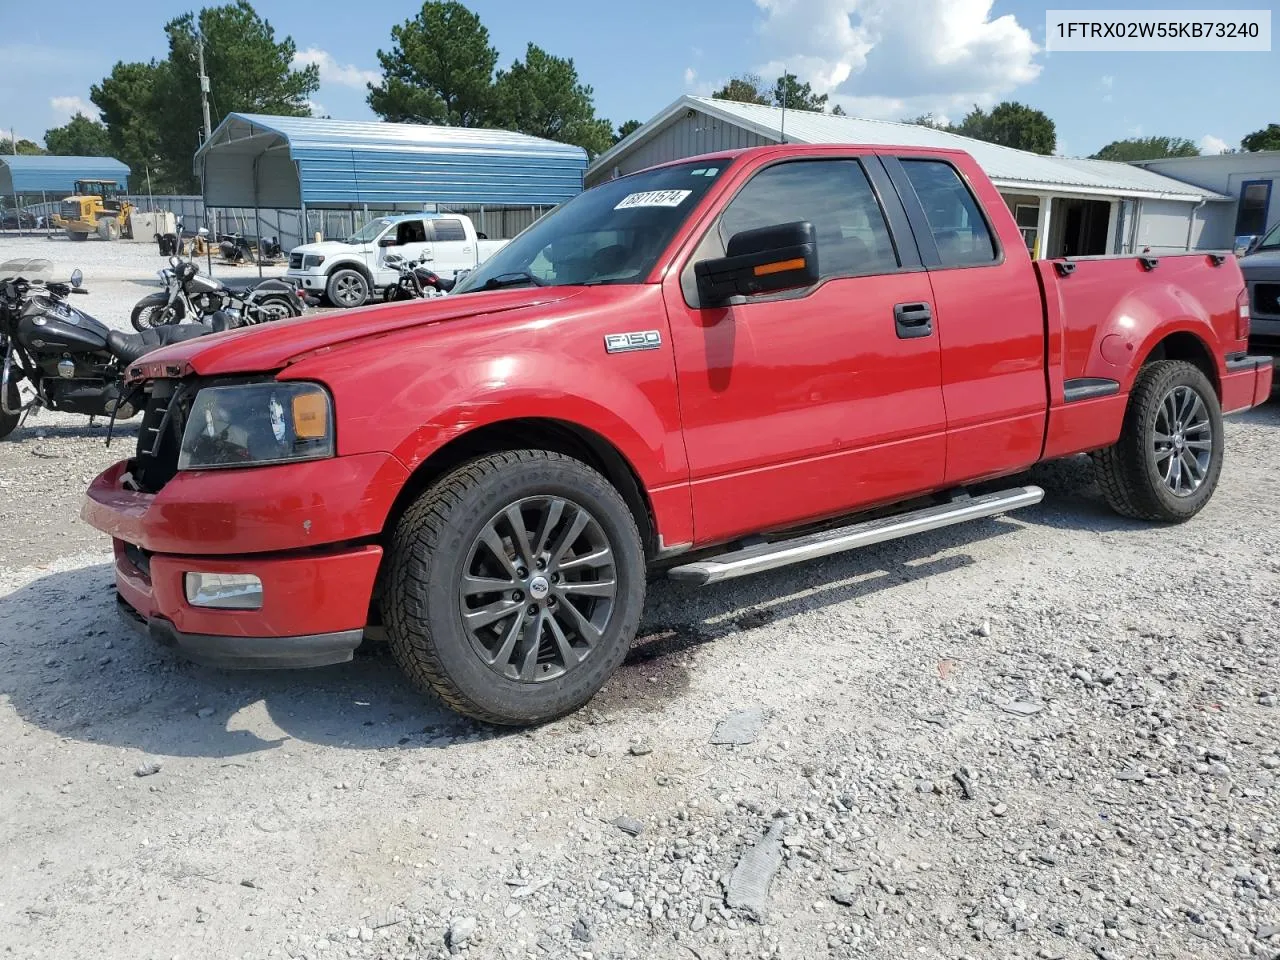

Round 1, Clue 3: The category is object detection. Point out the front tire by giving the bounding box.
[131,294,178,331]
[0,379,20,440]
[251,293,297,322]
[1092,360,1223,522]
[326,269,369,308]
[385,450,646,725]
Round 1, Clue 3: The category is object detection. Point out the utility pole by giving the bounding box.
[10,128,16,156]
[779,68,788,144]
[196,34,212,143]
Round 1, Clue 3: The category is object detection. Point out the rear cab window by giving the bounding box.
[898,159,998,267]
[431,218,467,242]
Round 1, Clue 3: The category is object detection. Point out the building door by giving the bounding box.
[663,155,947,545]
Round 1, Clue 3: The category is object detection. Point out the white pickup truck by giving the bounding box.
[286,213,508,307]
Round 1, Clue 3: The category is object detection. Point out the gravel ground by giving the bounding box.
[2,233,1280,960]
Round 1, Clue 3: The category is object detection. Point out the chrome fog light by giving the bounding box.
[184,572,263,610]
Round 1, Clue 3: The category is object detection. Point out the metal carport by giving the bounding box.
[1,155,131,229]
[194,113,589,249]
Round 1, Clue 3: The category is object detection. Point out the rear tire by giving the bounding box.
[385,450,645,725]
[251,293,297,322]
[67,230,87,242]
[326,269,369,308]
[1091,360,1223,522]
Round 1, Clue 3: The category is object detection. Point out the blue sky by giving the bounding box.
[1,0,1273,158]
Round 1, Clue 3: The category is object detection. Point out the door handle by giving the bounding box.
[894,302,933,339]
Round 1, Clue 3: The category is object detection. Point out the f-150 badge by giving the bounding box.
[604,330,662,353]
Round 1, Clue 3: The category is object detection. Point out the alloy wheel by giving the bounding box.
[458,496,617,683]
[1153,384,1213,496]
[334,275,365,306]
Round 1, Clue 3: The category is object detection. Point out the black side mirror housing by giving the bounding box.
[377,235,397,247]
[694,221,819,306]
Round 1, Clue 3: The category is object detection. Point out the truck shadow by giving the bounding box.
[1,517,1018,758]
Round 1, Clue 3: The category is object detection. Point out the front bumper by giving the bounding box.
[117,594,364,669]
[1221,354,1275,413]
[286,268,328,293]
[111,537,381,668]
[82,451,407,664]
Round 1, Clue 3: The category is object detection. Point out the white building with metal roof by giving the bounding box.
[587,96,1231,259]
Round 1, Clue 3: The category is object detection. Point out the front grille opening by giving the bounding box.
[133,379,191,493]
[1253,283,1280,318]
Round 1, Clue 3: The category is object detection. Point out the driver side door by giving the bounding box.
[375,220,432,286]
[663,155,948,546]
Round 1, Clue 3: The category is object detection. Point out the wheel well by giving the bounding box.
[381,418,658,557]
[325,261,373,287]
[1142,332,1219,394]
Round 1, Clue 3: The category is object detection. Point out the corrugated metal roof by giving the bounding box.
[197,113,588,208]
[0,155,130,195]
[590,97,1226,202]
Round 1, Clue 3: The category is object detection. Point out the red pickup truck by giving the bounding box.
[83,144,1273,725]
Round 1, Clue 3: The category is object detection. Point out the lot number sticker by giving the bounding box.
[614,190,692,210]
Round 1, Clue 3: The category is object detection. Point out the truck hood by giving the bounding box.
[290,239,371,258]
[128,288,584,379]
[1240,249,1280,281]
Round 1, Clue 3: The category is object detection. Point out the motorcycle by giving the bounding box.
[130,255,307,330]
[218,233,255,264]
[382,253,454,302]
[259,236,283,261]
[0,259,229,441]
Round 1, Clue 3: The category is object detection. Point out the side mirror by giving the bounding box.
[694,221,819,305]
[377,235,397,247]
[70,268,83,288]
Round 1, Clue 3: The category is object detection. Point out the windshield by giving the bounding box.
[345,219,392,244]
[452,160,731,293]
[1256,220,1280,252]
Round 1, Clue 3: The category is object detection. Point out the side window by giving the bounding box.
[396,220,427,245]
[719,160,899,279]
[899,160,997,266]
[432,218,467,242]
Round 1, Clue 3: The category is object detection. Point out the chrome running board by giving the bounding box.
[667,485,1044,585]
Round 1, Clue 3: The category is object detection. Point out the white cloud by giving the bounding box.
[752,0,1041,120]
[683,66,698,86]
[50,95,94,121]
[1198,134,1229,154]
[306,99,327,117]
[1100,75,1114,88]
[1102,94,1113,103]
[292,48,380,89]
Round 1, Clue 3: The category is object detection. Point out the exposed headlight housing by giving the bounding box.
[303,254,325,268]
[177,381,335,470]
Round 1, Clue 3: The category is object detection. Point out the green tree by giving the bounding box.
[613,119,643,144]
[830,104,846,116]
[955,102,1056,155]
[90,2,315,192]
[0,137,45,155]
[491,44,612,157]
[1242,123,1280,152]
[1090,136,1199,162]
[368,1,498,125]
[44,113,113,156]
[712,74,771,106]
[771,73,827,112]
[92,61,164,181]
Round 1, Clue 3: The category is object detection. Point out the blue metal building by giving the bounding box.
[0,155,131,199]
[195,113,587,244]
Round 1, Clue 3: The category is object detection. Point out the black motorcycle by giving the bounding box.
[0,259,225,440]
[218,233,255,264]
[382,253,455,302]
[130,256,306,330]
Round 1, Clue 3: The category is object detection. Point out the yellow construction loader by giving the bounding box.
[53,180,134,241]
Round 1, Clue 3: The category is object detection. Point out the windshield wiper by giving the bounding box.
[482,271,546,290]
